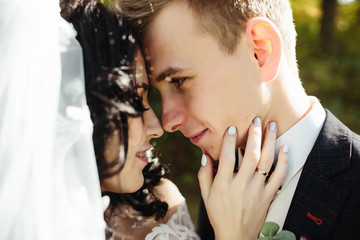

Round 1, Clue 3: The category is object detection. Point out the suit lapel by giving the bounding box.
[283,110,352,239]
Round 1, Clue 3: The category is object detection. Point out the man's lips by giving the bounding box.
[189,129,208,144]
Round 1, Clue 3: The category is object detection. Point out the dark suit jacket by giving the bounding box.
[197,110,360,239]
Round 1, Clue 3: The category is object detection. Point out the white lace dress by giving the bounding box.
[145,202,200,240]
[104,199,200,240]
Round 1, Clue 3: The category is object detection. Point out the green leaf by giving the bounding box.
[258,237,275,240]
[274,230,296,240]
[261,222,280,237]
[100,0,111,8]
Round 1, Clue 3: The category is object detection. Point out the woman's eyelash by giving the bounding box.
[135,83,149,91]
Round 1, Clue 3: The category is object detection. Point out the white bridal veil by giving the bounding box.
[0,0,105,239]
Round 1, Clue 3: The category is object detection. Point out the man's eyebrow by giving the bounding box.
[155,67,184,82]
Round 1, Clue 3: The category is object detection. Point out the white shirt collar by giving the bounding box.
[275,97,326,188]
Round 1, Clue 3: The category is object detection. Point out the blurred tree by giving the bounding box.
[320,0,338,56]
[293,0,360,133]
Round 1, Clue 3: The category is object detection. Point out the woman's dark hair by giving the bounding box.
[61,0,168,225]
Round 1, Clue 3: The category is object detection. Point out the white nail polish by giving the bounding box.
[228,126,236,136]
[270,122,276,132]
[283,144,289,153]
[201,154,207,166]
[253,117,261,127]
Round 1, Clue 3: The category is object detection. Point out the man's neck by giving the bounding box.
[264,76,311,138]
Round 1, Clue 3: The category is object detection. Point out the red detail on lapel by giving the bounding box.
[307,212,323,225]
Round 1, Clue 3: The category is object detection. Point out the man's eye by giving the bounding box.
[170,77,186,88]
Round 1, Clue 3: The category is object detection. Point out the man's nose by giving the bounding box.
[161,95,186,133]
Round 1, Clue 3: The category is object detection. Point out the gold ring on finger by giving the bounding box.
[255,167,269,177]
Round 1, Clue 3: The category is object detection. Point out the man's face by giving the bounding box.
[144,1,264,160]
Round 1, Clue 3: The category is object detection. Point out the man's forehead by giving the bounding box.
[141,1,222,83]
[144,1,199,42]
[143,38,197,83]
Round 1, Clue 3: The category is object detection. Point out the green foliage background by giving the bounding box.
[148,0,360,225]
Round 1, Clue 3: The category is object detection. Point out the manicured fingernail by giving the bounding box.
[228,126,236,136]
[283,144,289,154]
[270,122,276,132]
[201,154,207,166]
[253,117,261,127]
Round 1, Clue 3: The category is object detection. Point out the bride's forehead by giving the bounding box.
[135,52,149,84]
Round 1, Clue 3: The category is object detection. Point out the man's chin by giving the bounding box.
[203,149,220,162]
[203,142,245,162]
[196,141,221,161]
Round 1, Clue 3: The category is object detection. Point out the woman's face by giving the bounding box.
[101,50,164,193]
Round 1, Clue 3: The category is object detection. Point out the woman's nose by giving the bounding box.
[144,108,164,139]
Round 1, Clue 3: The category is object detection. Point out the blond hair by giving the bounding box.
[118,0,298,70]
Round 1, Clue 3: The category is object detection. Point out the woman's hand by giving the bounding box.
[198,117,289,240]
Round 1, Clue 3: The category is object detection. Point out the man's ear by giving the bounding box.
[245,17,282,83]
